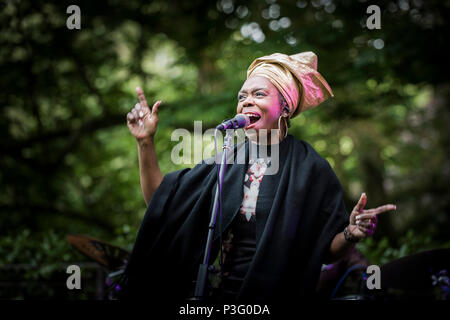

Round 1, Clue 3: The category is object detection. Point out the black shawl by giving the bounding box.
[121,135,349,302]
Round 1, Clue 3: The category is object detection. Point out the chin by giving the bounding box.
[244,126,279,143]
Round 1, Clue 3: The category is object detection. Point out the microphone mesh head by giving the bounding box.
[236,113,250,127]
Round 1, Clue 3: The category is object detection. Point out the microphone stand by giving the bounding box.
[192,129,233,300]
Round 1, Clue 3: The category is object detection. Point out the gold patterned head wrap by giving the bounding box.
[246,51,334,118]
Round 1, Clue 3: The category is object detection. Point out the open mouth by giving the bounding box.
[244,112,261,126]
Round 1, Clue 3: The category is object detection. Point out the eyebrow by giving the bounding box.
[238,87,268,94]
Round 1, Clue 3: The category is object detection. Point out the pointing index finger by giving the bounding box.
[136,86,149,109]
[373,204,397,215]
[357,205,396,219]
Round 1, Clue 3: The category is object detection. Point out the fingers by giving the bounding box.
[135,86,161,116]
[136,103,144,118]
[131,107,139,120]
[355,213,378,223]
[356,219,376,229]
[349,196,392,239]
[127,87,161,130]
[136,86,149,109]
[357,225,375,237]
[127,112,135,123]
[358,204,396,217]
[353,193,367,213]
[372,204,396,215]
[152,100,162,115]
[127,103,144,126]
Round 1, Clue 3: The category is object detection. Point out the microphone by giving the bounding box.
[216,114,250,131]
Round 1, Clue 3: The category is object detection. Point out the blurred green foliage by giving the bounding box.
[1,0,449,298]
[357,230,450,266]
[0,230,78,269]
[0,229,96,299]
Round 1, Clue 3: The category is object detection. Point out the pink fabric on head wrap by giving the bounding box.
[246,51,334,118]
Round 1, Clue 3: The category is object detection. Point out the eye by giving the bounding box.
[255,92,266,97]
[238,95,246,100]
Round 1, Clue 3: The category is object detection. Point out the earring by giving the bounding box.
[278,115,288,140]
[283,116,288,138]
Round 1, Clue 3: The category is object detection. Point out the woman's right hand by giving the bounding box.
[127,86,162,140]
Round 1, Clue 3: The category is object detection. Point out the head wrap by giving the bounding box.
[246,51,334,118]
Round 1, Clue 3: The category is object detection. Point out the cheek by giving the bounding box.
[264,104,280,120]
[236,104,243,114]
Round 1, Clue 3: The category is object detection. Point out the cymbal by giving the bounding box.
[380,248,450,291]
[67,234,130,271]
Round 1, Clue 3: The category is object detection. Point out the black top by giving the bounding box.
[219,212,257,299]
[122,135,350,302]
[218,143,281,300]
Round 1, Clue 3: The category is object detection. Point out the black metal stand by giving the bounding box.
[191,130,233,300]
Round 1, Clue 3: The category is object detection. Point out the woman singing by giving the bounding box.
[122,52,396,302]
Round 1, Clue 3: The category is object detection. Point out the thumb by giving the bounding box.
[354,193,367,213]
[151,100,162,115]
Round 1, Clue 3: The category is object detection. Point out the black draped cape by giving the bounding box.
[121,135,349,302]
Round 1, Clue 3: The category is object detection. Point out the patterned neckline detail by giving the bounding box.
[240,158,271,222]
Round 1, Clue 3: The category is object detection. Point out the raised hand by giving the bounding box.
[127,87,162,140]
[347,193,396,240]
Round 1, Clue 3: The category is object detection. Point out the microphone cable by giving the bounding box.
[329,264,366,300]
[214,128,224,295]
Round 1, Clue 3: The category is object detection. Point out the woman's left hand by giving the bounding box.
[347,193,396,240]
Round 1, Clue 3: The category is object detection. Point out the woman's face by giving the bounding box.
[236,76,282,132]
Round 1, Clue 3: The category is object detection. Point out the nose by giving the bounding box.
[241,95,255,108]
